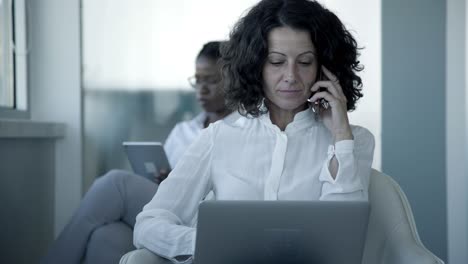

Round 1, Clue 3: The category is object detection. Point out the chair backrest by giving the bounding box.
[361,169,444,264]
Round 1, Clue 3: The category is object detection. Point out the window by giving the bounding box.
[0,0,14,108]
[82,0,260,91]
[0,0,28,118]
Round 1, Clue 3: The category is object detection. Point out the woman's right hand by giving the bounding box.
[154,169,170,184]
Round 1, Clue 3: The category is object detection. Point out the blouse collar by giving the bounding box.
[192,112,207,129]
[259,106,318,133]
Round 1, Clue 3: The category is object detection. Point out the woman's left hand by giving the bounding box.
[308,66,353,143]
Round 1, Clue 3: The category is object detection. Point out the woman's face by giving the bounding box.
[194,56,226,113]
[262,26,319,114]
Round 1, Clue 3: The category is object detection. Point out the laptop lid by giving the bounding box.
[194,200,369,264]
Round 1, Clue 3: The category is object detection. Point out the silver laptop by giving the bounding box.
[194,200,369,264]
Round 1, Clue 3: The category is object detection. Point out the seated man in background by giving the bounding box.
[41,41,229,264]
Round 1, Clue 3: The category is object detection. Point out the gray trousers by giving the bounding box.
[120,248,173,264]
[41,169,158,264]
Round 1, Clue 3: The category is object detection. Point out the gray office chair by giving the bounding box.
[120,169,445,264]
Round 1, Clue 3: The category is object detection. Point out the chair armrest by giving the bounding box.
[383,222,444,264]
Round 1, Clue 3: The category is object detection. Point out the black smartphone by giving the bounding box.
[309,67,329,114]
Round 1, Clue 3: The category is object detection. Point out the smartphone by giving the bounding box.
[122,141,171,182]
[309,66,329,114]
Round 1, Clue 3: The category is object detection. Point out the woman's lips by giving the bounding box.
[277,89,303,96]
[278,89,301,93]
[198,97,210,105]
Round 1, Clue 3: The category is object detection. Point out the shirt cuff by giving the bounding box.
[170,230,196,263]
[171,255,193,264]
[333,139,354,153]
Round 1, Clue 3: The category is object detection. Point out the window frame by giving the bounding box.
[0,0,29,119]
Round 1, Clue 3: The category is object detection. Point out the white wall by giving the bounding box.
[29,0,83,236]
[446,0,468,263]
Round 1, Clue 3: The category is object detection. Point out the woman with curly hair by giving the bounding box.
[41,41,229,264]
[132,0,375,263]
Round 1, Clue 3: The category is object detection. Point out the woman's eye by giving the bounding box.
[298,61,312,65]
[269,61,284,66]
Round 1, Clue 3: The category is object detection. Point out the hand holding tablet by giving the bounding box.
[123,142,172,183]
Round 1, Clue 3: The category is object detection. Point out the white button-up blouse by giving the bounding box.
[134,107,375,262]
[164,112,206,168]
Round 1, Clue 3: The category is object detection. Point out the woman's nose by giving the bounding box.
[284,64,298,83]
[197,83,210,94]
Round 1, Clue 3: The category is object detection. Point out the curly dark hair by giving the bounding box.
[221,0,364,117]
[197,41,223,61]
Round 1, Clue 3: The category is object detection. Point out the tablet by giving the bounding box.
[122,141,171,181]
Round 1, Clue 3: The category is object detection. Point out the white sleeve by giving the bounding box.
[134,125,215,261]
[164,123,183,168]
[319,126,375,201]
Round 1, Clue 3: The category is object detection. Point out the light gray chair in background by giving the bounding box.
[361,169,444,264]
[120,169,444,264]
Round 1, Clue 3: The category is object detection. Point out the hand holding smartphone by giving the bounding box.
[307,67,330,114]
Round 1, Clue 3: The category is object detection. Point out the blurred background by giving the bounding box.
[0,0,466,263]
[81,0,382,193]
